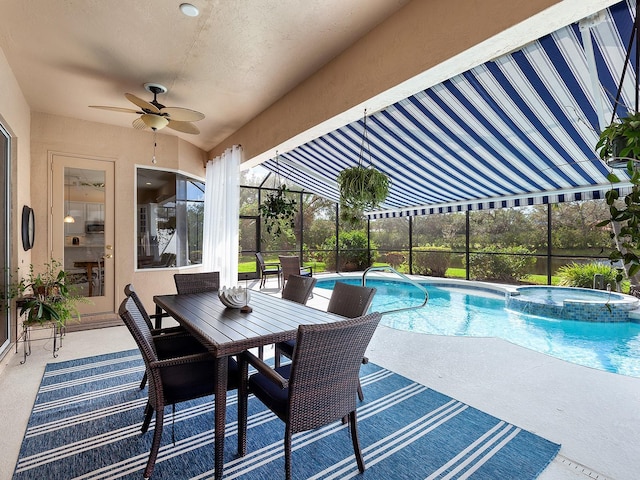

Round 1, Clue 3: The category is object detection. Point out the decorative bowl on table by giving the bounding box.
[218,286,251,309]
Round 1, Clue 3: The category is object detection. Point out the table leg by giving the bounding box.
[154,305,163,329]
[214,356,228,480]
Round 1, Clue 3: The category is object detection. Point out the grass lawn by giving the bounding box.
[240,260,615,289]
[239,259,326,274]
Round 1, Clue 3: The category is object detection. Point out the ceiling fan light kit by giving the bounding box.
[89,83,204,134]
[141,113,169,130]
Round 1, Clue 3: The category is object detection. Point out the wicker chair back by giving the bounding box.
[174,271,220,294]
[327,281,376,318]
[282,274,317,305]
[279,255,313,281]
[288,312,381,432]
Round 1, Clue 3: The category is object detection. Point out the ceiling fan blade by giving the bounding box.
[167,119,200,134]
[125,93,160,114]
[89,106,140,114]
[141,113,169,130]
[160,107,205,122]
[132,117,148,130]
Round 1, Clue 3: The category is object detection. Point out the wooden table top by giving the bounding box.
[153,290,341,357]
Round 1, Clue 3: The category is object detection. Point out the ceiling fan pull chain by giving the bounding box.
[152,131,157,164]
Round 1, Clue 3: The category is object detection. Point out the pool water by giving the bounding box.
[315,278,640,377]
[515,286,624,303]
[507,286,639,322]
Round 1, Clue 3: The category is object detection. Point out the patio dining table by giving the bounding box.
[153,290,342,480]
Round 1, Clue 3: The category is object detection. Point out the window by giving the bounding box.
[136,168,204,269]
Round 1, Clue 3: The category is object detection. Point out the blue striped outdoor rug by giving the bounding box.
[13,350,559,479]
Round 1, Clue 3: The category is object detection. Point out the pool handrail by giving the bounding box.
[362,266,429,315]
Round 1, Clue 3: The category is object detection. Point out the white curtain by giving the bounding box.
[202,145,242,287]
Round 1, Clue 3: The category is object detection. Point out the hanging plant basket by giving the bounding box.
[337,165,389,210]
[259,184,297,236]
[596,111,640,168]
[336,111,390,225]
[337,166,390,224]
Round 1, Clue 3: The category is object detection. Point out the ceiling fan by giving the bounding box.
[89,83,204,134]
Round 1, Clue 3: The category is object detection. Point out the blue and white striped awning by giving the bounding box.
[262,1,637,218]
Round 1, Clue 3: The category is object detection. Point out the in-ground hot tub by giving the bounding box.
[506,286,639,322]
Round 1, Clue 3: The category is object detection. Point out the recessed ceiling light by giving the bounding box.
[180,3,199,17]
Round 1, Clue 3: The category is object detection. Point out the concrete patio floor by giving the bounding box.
[1,279,638,479]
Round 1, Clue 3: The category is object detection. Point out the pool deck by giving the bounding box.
[308,273,640,480]
[0,274,638,479]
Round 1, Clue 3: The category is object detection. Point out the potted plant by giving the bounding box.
[337,166,390,225]
[258,184,297,237]
[11,258,84,328]
[336,112,390,225]
[595,111,640,167]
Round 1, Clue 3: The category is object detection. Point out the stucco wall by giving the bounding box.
[0,47,31,272]
[209,0,618,166]
[29,112,207,313]
[0,46,31,346]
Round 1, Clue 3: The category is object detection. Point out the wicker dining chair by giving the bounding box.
[174,271,220,294]
[274,281,376,398]
[118,295,240,479]
[124,284,186,389]
[273,275,318,368]
[256,252,282,288]
[279,255,313,282]
[282,274,317,304]
[238,312,382,480]
[326,281,377,320]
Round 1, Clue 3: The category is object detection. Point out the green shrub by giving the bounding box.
[556,262,618,288]
[377,251,406,269]
[319,230,374,271]
[412,246,451,277]
[468,246,536,283]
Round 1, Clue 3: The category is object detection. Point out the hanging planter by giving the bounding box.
[337,166,389,211]
[337,111,390,225]
[596,111,640,168]
[259,184,296,236]
[259,182,297,237]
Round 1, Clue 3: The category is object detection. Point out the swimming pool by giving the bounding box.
[315,278,640,377]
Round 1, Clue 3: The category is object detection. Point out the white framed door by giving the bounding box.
[51,154,115,315]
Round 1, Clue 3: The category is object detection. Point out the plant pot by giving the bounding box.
[607,136,633,168]
[337,166,390,210]
[34,285,59,297]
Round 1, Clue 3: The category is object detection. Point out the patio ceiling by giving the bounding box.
[261,1,637,218]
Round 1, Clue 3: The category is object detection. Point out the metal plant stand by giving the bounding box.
[18,321,65,364]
